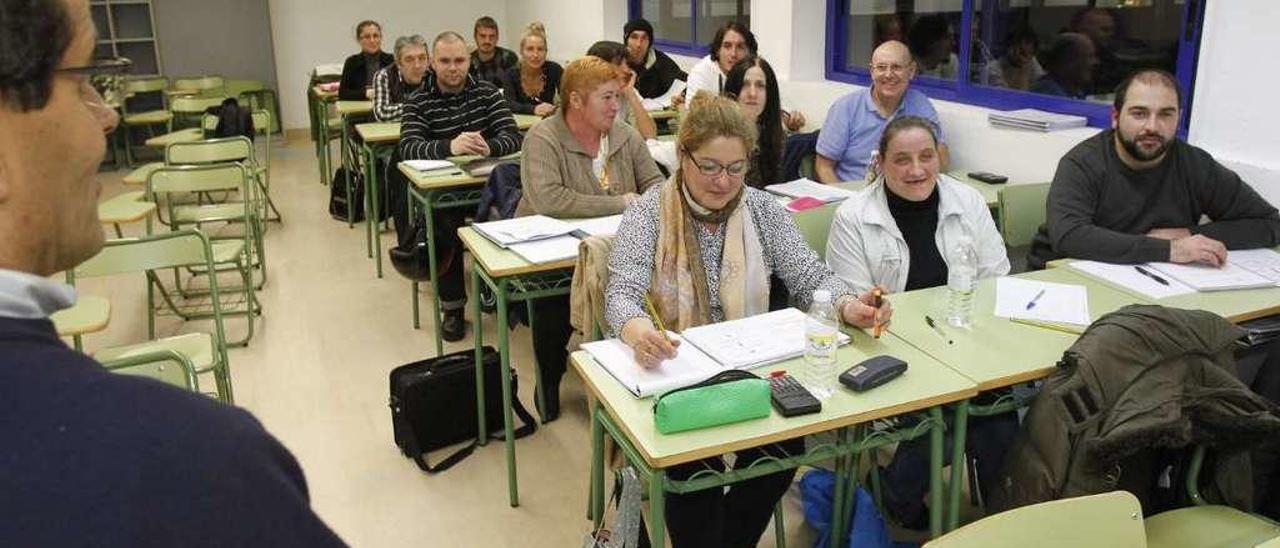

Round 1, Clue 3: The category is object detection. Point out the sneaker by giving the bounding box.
[441,309,468,342]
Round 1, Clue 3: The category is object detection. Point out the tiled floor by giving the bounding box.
[81,138,819,547]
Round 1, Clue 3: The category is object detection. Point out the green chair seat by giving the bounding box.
[924,491,1146,548]
[50,295,111,337]
[98,191,156,224]
[209,240,247,264]
[172,202,249,224]
[1145,505,1280,548]
[123,162,164,186]
[124,110,174,125]
[96,332,217,374]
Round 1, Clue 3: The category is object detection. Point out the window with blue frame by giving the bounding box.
[629,0,750,56]
[825,0,1206,131]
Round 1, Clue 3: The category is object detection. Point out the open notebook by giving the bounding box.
[1069,249,1280,299]
[583,308,850,397]
[504,215,624,264]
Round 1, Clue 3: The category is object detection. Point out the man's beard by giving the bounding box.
[1119,130,1171,162]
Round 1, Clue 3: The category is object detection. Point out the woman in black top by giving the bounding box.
[722,56,783,188]
[339,20,394,100]
[502,22,562,117]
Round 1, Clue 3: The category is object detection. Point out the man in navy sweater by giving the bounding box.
[0,1,346,545]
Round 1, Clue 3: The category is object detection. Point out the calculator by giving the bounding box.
[768,371,822,417]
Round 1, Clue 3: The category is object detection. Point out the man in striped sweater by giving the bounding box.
[396,30,522,341]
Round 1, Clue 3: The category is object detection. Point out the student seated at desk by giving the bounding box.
[395,31,523,342]
[339,20,393,101]
[623,18,687,101]
[469,16,518,87]
[815,40,947,184]
[501,22,561,118]
[372,34,430,122]
[825,115,1013,531]
[517,56,664,421]
[586,41,657,140]
[722,55,786,189]
[604,93,890,547]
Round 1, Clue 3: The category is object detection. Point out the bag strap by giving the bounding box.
[406,369,539,474]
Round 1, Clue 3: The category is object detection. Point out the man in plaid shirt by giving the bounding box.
[394,30,522,341]
[372,35,430,122]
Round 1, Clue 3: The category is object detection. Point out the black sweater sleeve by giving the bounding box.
[501,66,535,115]
[1045,152,1172,264]
[1187,149,1280,249]
[338,54,365,100]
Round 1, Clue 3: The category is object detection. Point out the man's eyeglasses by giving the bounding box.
[870,63,910,76]
[682,147,749,178]
[56,57,132,108]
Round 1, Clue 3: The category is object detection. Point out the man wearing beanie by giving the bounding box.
[623,18,688,99]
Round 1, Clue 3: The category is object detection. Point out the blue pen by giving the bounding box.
[1025,288,1047,311]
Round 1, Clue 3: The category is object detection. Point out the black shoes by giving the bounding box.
[441,308,468,342]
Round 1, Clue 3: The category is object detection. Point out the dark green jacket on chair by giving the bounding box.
[991,305,1280,513]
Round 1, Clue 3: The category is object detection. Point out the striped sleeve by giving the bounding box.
[478,84,522,157]
[371,68,402,122]
[398,93,451,160]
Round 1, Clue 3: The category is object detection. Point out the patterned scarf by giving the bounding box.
[650,171,768,331]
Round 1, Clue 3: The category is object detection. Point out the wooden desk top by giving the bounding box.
[144,128,203,148]
[571,328,977,469]
[51,295,111,337]
[356,121,401,143]
[336,100,372,115]
[885,268,1141,390]
[457,226,577,278]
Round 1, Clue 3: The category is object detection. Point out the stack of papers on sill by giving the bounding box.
[641,80,687,112]
[765,178,858,203]
[402,159,464,176]
[583,308,850,397]
[495,214,624,264]
[993,277,1091,327]
[988,109,1088,132]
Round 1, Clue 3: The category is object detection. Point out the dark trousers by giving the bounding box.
[882,407,1019,528]
[641,437,804,548]
[388,152,467,308]
[1251,340,1280,518]
[530,295,572,397]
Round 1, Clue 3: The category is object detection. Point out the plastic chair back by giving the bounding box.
[166,136,253,166]
[75,230,216,277]
[101,349,199,391]
[170,96,226,115]
[997,182,1051,248]
[148,163,248,195]
[172,75,226,93]
[792,202,841,262]
[126,77,168,94]
[924,491,1147,548]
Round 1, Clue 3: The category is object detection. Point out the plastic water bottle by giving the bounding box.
[804,289,839,400]
[947,237,978,328]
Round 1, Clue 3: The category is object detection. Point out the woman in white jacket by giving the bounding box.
[826,115,1009,294]
[824,115,1016,531]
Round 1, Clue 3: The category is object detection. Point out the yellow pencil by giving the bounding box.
[644,295,673,344]
[1010,318,1086,335]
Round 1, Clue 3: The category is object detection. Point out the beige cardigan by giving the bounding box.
[515,113,664,218]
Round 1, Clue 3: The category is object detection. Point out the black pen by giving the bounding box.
[1134,265,1170,286]
[924,315,953,345]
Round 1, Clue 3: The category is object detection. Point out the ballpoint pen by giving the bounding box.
[924,315,953,344]
[1134,265,1170,286]
[1025,288,1047,311]
[871,288,886,339]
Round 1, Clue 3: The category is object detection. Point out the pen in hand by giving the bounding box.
[644,295,673,346]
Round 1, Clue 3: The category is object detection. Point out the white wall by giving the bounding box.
[505,1,613,66]
[268,0,508,129]
[1189,0,1280,206]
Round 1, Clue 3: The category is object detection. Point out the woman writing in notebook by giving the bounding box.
[824,115,1013,531]
[501,22,562,117]
[517,56,664,422]
[603,93,890,547]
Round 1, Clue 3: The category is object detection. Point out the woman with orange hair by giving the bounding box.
[516,56,665,420]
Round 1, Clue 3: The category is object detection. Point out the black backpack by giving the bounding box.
[389,346,537,472]
[328,167,365,222]
[213,97,255,141]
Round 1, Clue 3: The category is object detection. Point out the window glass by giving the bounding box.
[842,1,963,81]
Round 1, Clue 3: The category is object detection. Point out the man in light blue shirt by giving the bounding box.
[816,40,948,183]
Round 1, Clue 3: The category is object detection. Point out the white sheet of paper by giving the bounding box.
[994,277,1091,326]
[582,334,724,397]
[1068,260,1196,299]
[508,236,581,264]
[681,308,847,370]
[641,80,687,111]
[568,215,624,237]
[402,159,461,174]
[473,215,577,246]
[1228,248,1280,284]
[1147,261,1275,291]
[764,178,858,203]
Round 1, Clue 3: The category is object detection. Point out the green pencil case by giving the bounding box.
[653,370,771,435]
